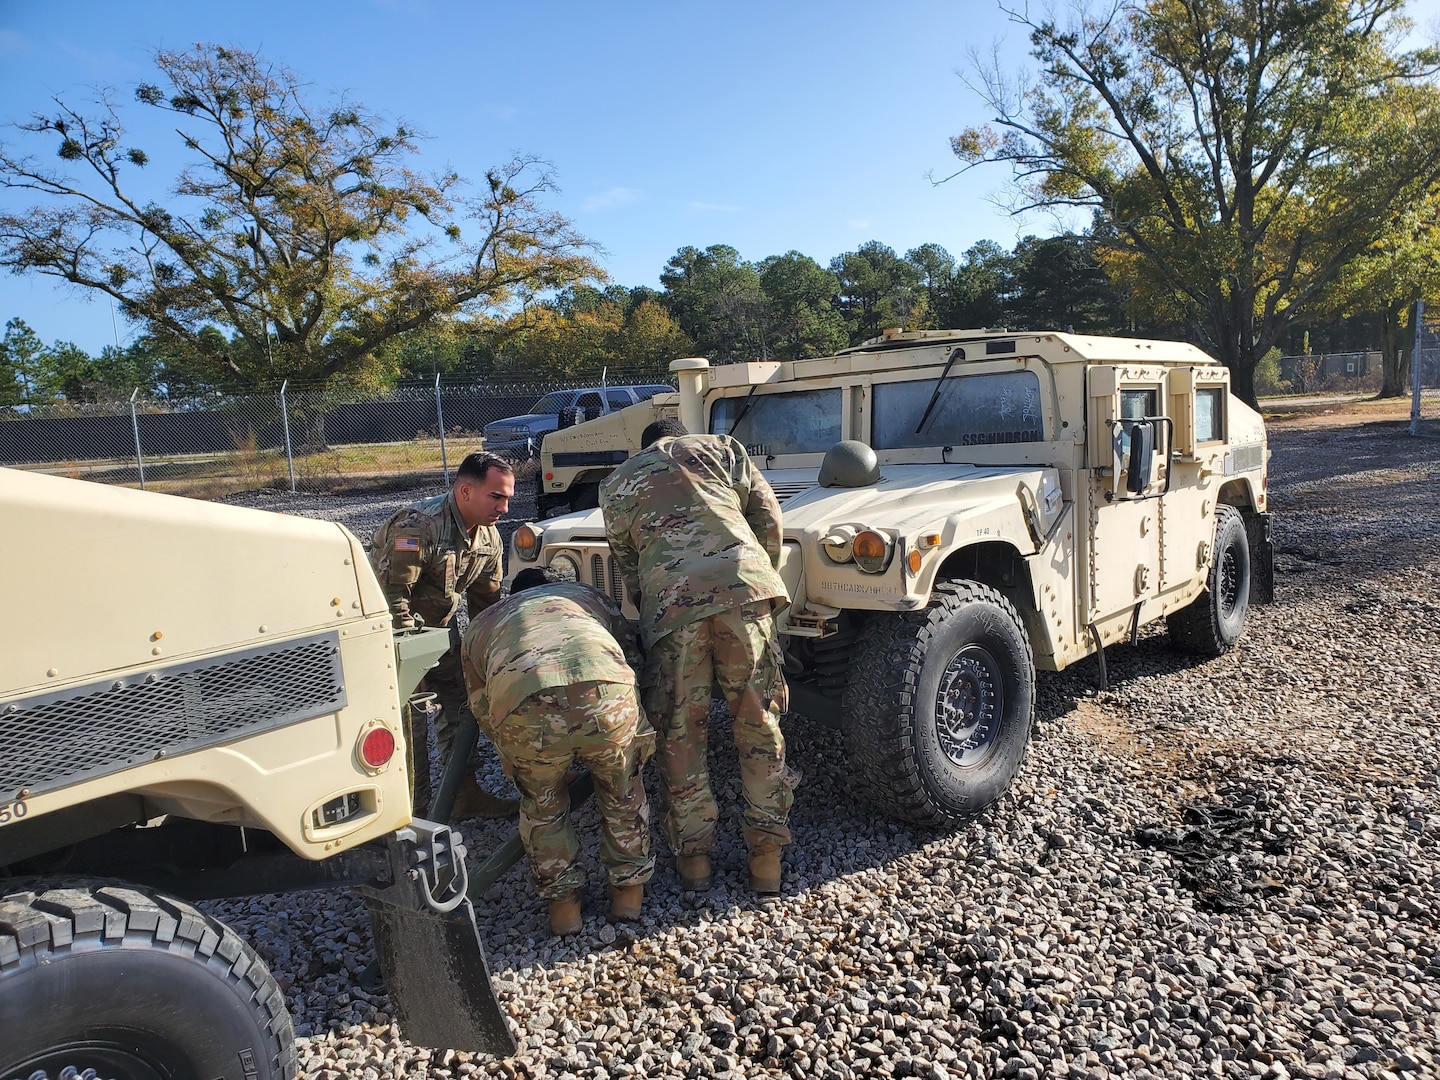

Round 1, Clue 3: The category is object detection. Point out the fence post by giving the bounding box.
[1413,299,1425,438]
[435,371,451,485]
[129,388,146,491]
[280,380,297,492]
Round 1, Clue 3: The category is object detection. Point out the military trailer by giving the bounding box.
[515,329,1273,827]
[0,470,517,1079]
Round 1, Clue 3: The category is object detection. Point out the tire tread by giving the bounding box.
[843,580,1035,828]
[0,880,298,1079]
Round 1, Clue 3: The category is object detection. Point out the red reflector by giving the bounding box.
[545,472,554,480]
[360,727,395,768]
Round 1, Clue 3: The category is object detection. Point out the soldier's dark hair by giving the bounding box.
[641,418,689,447]
[456,451,514,484]
[510,566,563,595]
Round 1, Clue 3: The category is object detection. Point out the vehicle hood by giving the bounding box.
[486,413,559,432]
[779,463,1047,536]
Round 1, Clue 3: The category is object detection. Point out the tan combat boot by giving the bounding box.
[548,892,583,936]
[676,853,712,891]
[608,883,643,923]
[748,848,782,895]
[449,776,519,820]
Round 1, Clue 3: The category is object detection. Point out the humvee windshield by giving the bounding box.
[873,370,1044,449]
[710,387,843,454]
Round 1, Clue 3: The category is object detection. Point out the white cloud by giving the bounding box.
[585,186,644,211]
[688,201,743,213]
[848,218,871,230]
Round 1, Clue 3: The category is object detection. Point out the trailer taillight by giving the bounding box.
[360,726,396,769]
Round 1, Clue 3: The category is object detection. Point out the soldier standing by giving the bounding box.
[371,451,519,820]
[462,568,655,934]
[600,418,794,895]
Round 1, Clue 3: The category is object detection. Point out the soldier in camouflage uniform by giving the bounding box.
[462,567,655,934]
[600,418,794,895]
[371,451,519,820]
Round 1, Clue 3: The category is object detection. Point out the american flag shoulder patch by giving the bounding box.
[393,536,421,552]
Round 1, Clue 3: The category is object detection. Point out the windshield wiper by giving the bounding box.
[726,385,761,437]
[913,346,966,435]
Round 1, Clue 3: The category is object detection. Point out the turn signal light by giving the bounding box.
[360,726,396,769]
[514,524,541,561]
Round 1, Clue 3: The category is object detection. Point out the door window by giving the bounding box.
[1119,388,1159,455]
[1195,387,1225,443]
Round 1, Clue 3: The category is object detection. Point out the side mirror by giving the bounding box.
[1126,421,1155,493]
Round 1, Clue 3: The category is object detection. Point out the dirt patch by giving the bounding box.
[1262,394,1423,430]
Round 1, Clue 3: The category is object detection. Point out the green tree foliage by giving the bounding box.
[0,319,229,405]
[1311,187,1440,396]
[829,241,923,342]
[755,251,847,359]
[1010,233,1126,332]
[1,318,45,405]
[659,245,765,362]
[485,285,692,379]
[0,44,601,391]
[951,0,1440,405]
[943,241,1016,329]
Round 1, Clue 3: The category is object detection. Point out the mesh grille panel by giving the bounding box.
[590,553,626,607]
[2,633,346,797]
[1225,444,1264,475]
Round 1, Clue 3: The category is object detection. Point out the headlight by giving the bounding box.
[821,525,858,564]
[853,530,894,574]
[550,551,580,581]
[514,524,542,562]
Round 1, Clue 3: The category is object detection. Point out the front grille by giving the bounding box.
[591,553,626,606]
[1,633,347,798]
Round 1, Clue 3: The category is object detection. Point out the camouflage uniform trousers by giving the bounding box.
[644,602,795,858]
[480,680,656,900]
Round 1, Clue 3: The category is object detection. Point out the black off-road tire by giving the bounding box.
[842,580,1036,828]
[0,881,297,1080]
[1167,503,1251,657]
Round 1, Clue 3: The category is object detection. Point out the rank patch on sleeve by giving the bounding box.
[393,536,421,551]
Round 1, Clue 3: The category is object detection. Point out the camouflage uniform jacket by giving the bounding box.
[370,490,503,629]
[461,582,644,724]
[600,432,788,648]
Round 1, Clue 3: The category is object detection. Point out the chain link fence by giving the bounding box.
[0,374,667,499]
[1412,315,1440,439]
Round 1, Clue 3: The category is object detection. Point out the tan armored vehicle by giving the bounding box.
[516,329,1273,826]
[0,471,518,1078]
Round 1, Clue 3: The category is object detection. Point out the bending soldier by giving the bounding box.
[600,418,795,895]
[462,567,655,934]
[371,451,519,820]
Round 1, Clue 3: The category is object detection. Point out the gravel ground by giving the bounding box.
[207,416,1440,1080]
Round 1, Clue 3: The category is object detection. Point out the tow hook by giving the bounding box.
[393,820,468,913]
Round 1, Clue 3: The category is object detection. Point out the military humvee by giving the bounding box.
[0,471,517,1078]
[516,329,1273,827]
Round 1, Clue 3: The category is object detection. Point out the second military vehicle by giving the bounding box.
[515,329,1273,827]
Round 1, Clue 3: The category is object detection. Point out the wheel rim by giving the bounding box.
[10,1044,167,1080]
[935,644,1004,767]
[1217,542,1240,618]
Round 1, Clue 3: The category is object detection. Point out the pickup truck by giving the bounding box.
[482,384,672,458]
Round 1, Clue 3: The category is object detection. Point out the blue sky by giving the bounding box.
[3,0,1438,357]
